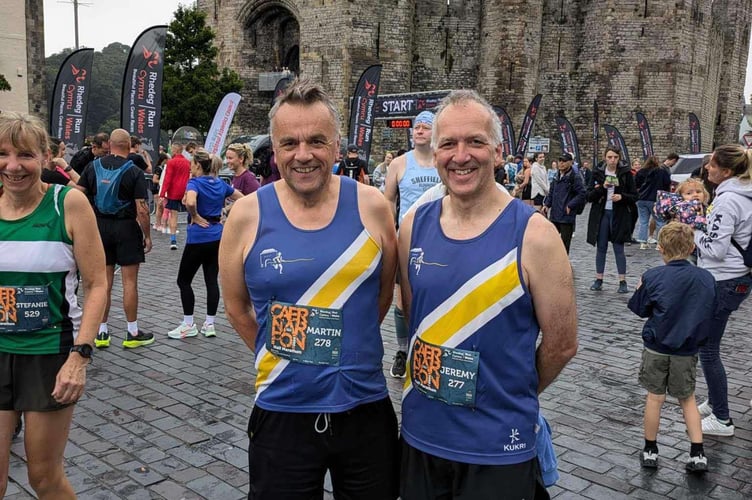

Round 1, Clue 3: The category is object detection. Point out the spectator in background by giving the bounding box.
[160,143,192,250]
[152,153,169,232]
[335,144,370,184]
[543,152,586,253]
[372,151,393,192]
[694,144,752,437]
[69,132,109,175]
[662,152,679,173]
[635,156,671,249]
[586,145,638,294]
[581,160,593,189]
[226,143,260,196]
[128,136,152,174]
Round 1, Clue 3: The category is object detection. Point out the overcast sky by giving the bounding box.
[44,0,752,104]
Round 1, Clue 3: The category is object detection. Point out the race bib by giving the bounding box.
[410,337,479,407]
[266,301,343,366]
[0,286,51,333]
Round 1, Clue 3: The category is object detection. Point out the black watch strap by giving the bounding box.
[70,344,93,358]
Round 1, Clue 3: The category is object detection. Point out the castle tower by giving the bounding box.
[199,0,751,157]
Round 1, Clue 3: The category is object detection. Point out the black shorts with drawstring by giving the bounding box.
[247,397,399,499]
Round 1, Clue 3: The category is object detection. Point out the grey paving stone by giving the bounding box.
[186,473,244,500]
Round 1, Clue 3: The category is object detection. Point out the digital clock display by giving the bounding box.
[387,119,413,129]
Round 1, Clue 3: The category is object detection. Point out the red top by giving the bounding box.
[160,153,191,200]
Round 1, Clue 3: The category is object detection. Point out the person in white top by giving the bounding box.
[531,152,549,212]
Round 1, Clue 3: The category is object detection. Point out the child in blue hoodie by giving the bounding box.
[628,222,716,473]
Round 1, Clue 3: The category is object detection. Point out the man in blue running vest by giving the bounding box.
[219,78,399,500]
[397,90,578,499]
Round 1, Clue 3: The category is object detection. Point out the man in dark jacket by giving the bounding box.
[335,144,370,184]
[543,153,586,253]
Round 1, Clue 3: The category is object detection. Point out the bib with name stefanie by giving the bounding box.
[0,286,51,333]
[410,337,479,407]
[266,301,344,366]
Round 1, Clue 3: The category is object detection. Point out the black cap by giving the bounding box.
[559,152,574,162]
[347,144,359,153]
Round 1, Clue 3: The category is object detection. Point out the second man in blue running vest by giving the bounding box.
[397,90,578,499]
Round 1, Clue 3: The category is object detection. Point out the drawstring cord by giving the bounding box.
[314,413,331,434]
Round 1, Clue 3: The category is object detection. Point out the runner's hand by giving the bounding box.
[52,354,88,404]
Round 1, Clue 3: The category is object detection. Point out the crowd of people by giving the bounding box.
[0,78,750,498]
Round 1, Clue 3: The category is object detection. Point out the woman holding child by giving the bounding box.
[694,144,752,437]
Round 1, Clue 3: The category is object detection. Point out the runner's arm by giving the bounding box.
[383,155,405,220]
[397,209,416,326]
[219,195,260,351]
[360,185,397,322]
[521,214,578,393]
[54,189,108,404]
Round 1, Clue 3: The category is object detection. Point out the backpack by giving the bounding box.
[730,237,752,267]
[93,158,134,215]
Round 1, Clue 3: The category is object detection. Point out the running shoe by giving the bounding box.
[390,351,407,378]
[590,279,603,291]
[640,243,649,250]
[95,331,110,348]
[200,323,216,338]
[640,449,658,468]
[647,237,658,244]
[685,454,708,473]
[122,330,155,349]
[167,322,198,339]
[697,400,713,418]
[701,414,734,437]
[617,281,629,294]
[170,242,178,250]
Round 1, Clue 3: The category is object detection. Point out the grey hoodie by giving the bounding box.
[695,177,752,280]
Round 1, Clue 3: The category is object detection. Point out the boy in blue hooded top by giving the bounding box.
[628,221,716,473]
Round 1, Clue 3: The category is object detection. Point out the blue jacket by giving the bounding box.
[628,260,716,356]
[544,167,586,224]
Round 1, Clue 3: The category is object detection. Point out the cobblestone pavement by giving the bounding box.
[6,210,751,499]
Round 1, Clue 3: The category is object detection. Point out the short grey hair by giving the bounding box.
[268,77,341,140]
[430,89,503,150]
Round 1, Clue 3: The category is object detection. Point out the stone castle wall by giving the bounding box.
[199,0,751,160]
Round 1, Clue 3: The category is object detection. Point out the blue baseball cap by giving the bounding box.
[414,111,434,127]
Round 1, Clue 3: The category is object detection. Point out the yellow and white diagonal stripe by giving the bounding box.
[403,247,524,397]
[254,230,382,399]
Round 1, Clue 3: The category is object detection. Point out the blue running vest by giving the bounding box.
[245,177,388,412]
[398,151,440,223]
[402,198,540,465]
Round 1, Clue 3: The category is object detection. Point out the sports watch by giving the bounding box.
[70,344,93,358]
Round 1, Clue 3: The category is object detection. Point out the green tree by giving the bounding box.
[162,4,243,133]
[0,74,10,91]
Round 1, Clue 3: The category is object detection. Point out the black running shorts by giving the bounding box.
[97,217,145,266]
[0,352,73,411]
[247,397,399,500]
[400,440,550,500]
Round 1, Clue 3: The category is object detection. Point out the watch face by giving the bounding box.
[72,344,93,358]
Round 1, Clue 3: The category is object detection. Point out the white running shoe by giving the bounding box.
[647,237,658,244]
[200,323,216,337]
[701,414,734,437]
[697,400,713,418]
[167,322,198,339]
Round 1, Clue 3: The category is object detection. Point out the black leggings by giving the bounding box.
[177,240,220,316]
